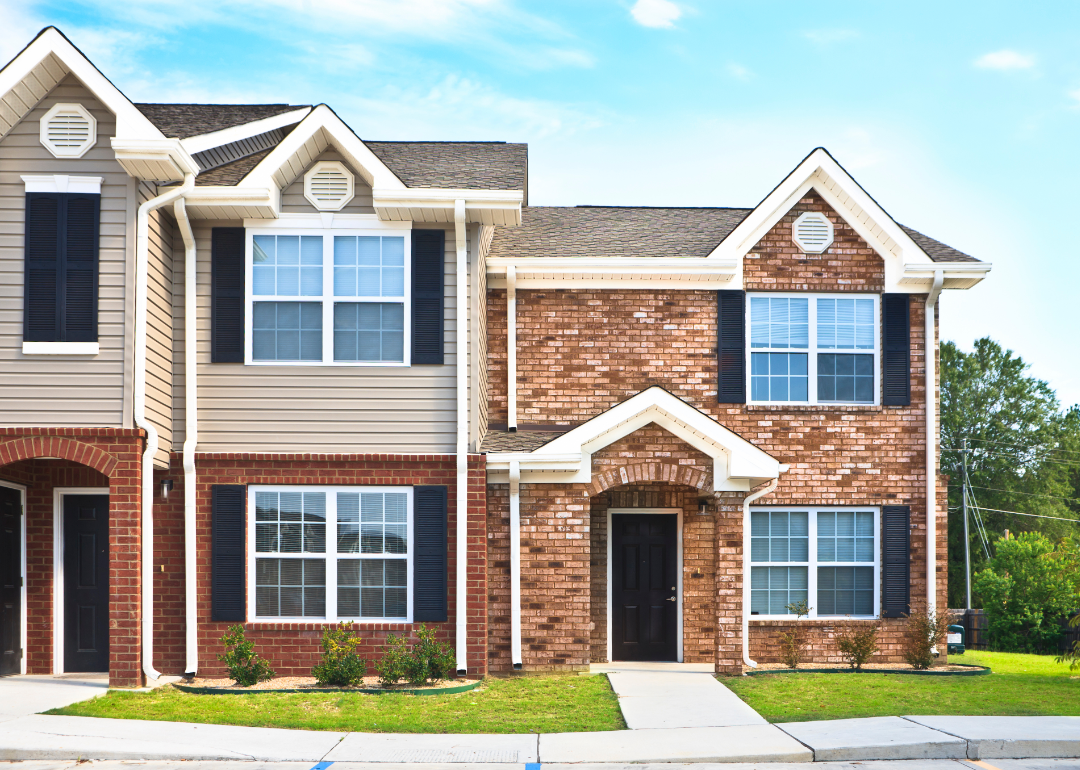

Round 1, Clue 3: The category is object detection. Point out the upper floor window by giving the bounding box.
[750,506,879,619]
[748,293,878,405]
[246,229,409,365]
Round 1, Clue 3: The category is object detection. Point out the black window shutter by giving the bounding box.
[211,228,246,363]
[413,485,448,622]
[24,192,99,342]
[881,504,911,618]
[211,484,246,622]
[717,290,746,403]
[882,294,911,406]
[411,229,445,365]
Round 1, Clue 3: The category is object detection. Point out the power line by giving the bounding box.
[965,506,1080,523]
[966,485,1080,506]
[965,437,1080,459]
[941,448,1080,468]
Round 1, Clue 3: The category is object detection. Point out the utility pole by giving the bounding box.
[962,437,971,610]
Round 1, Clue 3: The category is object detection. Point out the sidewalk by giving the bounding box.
[0,670,1077,763]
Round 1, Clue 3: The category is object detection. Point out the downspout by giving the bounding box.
[454,200,469,676]
[925,270,944,619]
[509,460,522,668]
[506,266,517,431]
[174,197,198,676]
[135,173,195,682]
[742,477,780,669]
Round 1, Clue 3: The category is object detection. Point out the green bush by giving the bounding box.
[973,532,1080,653]
[778,600,811,669]
[375,624,456,687]
[835,620,879,671]
[903,605,951,670]
[312,622,367,686]
[217,624,275,686]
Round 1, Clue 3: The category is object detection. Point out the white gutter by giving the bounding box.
[742,477,780,669]
[454,200,469,676]
[509,461,522,668]
[925,270,944,619]
[135,173,195,682]
[174,197,199,675]
[506,266,517,431]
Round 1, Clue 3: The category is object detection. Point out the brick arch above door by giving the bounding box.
[0,436,119,476]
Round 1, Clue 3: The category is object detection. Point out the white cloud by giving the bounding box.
[1069,89,1080,106]
[630,0,681,29]
[802,29,859,46]
[974,50,1035,71]
[726,63,752,81]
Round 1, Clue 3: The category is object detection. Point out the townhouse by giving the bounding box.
[0,28,989,686]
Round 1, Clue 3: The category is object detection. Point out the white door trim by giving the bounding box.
[53,487,109,675]
[606,507,684,664]
[0,480,28,675]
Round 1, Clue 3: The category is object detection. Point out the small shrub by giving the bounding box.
[778,600,811,669]
[312,622,367,686]
[374,632,410,687]
[834,619,879,671]
[375,624,456,687]
[902,605,951,670]
[217,624,275,686]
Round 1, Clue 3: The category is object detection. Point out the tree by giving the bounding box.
[940,338,1080,608]
[972,532,1080,652]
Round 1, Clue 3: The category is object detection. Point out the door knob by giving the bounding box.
[666,596,676,602]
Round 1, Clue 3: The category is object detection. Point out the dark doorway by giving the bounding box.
[0,485,21,676]
[63,494,109,672]
[611,513,678,661]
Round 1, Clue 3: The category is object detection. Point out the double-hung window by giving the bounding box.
[748,294,878,404]
[247,228,410,365]
[249,485,412,622]
[749,507,879,618]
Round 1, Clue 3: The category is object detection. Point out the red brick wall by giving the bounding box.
[485,190,947,670]
[0,428,144,686]
[151,453,488,679]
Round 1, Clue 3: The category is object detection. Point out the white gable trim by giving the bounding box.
[240,104,406,192]
[180,107,312,155]
[486,386,783,491]
[706,148,990,292]
[0,28,165,142]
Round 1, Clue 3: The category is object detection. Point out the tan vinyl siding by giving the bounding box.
[141,182,174,466]
[173,220,462,454]
[470,224,491,451]
[280,149,374,214]
[0,74,129,428]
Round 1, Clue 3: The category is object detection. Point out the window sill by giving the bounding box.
[745,403,883,412]
[22,341,99,355]
[750,616,881,623]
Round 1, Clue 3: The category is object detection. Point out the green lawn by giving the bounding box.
[48,674,625,734]
[720,651,1079,723]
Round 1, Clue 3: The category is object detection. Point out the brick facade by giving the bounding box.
[150,452,489,679]
[485,191,947,671]
[0,427,144,687]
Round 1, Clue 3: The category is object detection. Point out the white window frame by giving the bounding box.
[246,485,414,624]
[245,223,413,367]
[748,505,881,620]
[746,292,880,406]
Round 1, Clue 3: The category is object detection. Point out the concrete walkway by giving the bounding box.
[0,674,108,722]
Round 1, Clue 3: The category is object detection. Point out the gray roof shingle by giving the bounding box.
[479,429,567,453]
[136,103,308,139]
[366,142,527,193]
[490,206,978,263]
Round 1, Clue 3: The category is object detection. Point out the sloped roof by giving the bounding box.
[490,206,978,263]
[135,103,308,139]
[480,429,567,453]
[366,141,527,192]
[195,147,273,186]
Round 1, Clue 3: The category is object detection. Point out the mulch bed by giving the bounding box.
[744,662,984,673]
[181,675,481,692]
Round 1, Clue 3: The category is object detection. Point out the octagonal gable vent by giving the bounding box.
[792,211,834,253]
[40,103,97,159]
[304,160,354,211]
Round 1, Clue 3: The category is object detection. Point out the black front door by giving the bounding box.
[0,486,21,676]
[63,494,109,672]
[611,513,678,661]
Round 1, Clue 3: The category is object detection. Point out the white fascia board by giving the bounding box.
[486,256,738,288]
[185,185,278,211]
[0,28,164,141]
[900,262,992,291]
[484,452,584,470]
[241,105,406,191]
[111,138,200,180]
[374,188,523,226]
[180,107,312,155]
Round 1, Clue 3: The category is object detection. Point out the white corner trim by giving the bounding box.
[22,175,103,194]
[180,107,312,155]
[22,341,100,355]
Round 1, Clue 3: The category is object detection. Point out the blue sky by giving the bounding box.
[5,0,1079,408]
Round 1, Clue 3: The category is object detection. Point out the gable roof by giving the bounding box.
[366,141,527,193]
[135,103,308,139]
[489,205,976,264]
